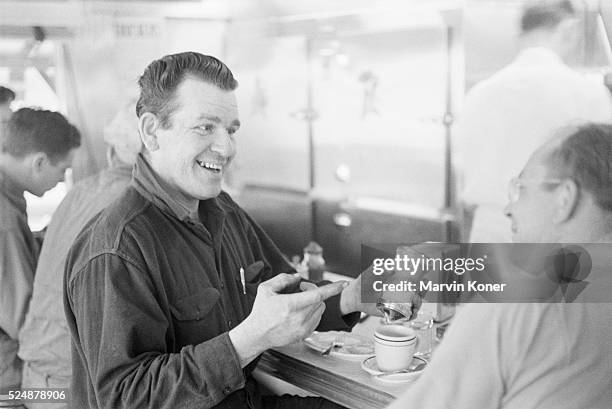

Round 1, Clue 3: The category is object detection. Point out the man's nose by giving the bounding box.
[210,130,234,157]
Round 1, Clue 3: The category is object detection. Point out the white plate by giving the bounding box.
[304,331,374,361]
[361,355,427,382]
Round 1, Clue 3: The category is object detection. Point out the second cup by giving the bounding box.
[374,325,418,372]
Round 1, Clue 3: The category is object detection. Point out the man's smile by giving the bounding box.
[196,160,224,174]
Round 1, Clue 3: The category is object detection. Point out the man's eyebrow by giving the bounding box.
[196,115,240,128]
[197,115,221,123]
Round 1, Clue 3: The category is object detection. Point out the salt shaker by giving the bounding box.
[303,241,325,282]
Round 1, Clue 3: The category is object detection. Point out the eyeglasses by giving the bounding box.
[508,177,564,203]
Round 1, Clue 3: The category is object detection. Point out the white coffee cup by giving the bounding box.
[374,325,418,372]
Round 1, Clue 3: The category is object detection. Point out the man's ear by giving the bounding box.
[553,179,579,224]
[138,112,160,152]
[30,152,48,175]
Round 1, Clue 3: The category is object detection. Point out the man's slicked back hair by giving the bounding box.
[520,0,575,33]
[545,123,612,212]
[2,108,81,163]
[136,52,238,128]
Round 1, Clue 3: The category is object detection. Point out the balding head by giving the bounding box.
[103,99,142,166]
[505,123,612,243]
[540,123,612,213]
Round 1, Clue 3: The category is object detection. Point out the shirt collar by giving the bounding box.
[107,163,133,179]
[0,168,26,215]
[514,47,564,66]
[131,153,224,223]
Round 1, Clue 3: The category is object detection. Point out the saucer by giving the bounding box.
[361,355,427,382]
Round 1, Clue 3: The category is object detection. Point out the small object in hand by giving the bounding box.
[299,281,318,292]
[376,298,415,323]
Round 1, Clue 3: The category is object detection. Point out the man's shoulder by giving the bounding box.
[65,187,151,277]
[94,186,151,235]
[466,63,545,99]
[476,54,597,92]
[54,171,130,216]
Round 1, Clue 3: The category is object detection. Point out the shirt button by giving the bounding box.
[223,386,231,395]
[220,281,225,289]
[228,320,233,327]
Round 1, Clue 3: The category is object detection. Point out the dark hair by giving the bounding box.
[136,52,238,128]
[0,86,15,104]
[520,0,575,33]
[545,123,612,212]
[2,108,81,163]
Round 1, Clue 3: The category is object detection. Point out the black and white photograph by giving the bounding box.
[1,0,612,408]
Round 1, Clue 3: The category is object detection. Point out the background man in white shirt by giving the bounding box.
[458,0,612,242]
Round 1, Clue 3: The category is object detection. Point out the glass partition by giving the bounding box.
[310,28,448,209]
[227,36,311,192]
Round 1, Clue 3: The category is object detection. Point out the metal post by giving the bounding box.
[306,37,317,241]
[443,25,455,243]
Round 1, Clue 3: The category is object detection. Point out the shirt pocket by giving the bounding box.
[170,288,221,348]
[238,261,268,310]
[244,260,265,283]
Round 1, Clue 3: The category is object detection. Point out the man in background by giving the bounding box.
[0,108,80,397]
[17,101,140,409]
[459,0,612,242]
[0,86,15,126]
[389,123,612,409]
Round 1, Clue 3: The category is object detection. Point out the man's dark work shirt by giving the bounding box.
[64,154,357,409]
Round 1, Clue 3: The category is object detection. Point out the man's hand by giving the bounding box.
[229,273,347,367]
[339,266,423,320]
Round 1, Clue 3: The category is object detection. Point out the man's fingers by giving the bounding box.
[299,281,318,292]
[303,300,325,316]
[289,281,348,308]
[313,301,326,318]
[302,302,326,333]
[261,273,301,293]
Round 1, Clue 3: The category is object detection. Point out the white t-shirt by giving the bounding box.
[457,47,612,242]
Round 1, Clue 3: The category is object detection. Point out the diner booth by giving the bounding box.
[2,1,611,407]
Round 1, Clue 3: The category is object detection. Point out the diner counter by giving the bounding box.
[255,316,428,409]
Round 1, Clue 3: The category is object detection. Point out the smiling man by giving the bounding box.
[0,108,80,397]
[387,123,612,409]
[63,52,373,409]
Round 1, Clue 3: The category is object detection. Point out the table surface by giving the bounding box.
[257,317,425,409]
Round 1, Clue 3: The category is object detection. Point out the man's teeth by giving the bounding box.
[197,160,223,171]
